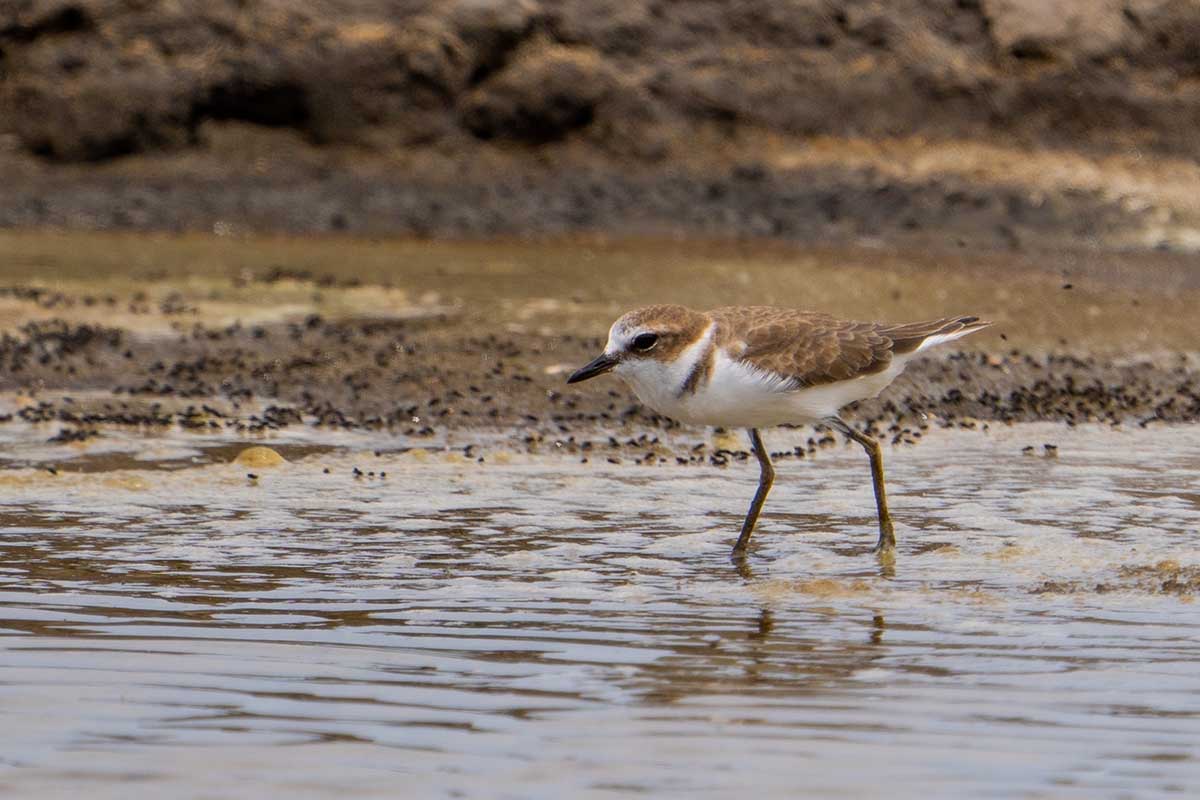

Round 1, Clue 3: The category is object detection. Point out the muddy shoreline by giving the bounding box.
[4,313,1194,442]
[0,232,1193,459]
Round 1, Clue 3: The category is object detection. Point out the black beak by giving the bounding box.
[567,352,618,384]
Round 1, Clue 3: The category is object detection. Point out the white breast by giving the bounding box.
[676,350,911,428]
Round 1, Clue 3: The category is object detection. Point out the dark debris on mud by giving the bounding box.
[0,281,1195,461]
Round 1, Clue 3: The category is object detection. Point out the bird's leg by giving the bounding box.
[732,428,774,558]
[830,418,896,553]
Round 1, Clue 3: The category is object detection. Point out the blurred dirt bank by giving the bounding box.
[3,0,1200,250]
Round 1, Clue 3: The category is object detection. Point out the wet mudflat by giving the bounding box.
[0,421,1197,799]
[0,231,1196,796]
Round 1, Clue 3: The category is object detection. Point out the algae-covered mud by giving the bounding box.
[0,232,1196,797]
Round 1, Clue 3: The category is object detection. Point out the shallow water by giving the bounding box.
[0,422,1198,798]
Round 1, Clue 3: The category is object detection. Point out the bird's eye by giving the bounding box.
[631,333,659,352]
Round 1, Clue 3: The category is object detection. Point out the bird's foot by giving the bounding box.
[873,523,896,555]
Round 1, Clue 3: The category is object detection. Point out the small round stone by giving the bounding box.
[234,446,286,468]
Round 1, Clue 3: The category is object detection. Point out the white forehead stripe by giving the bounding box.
[605,318,638,352]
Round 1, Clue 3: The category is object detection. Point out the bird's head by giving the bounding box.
[567,305,709,385]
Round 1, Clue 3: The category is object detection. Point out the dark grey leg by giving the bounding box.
[732,428,774,558]
[829,417,897,553]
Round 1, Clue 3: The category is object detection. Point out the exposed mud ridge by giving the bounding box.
[1035,561,1200,598]
[0,306,1193,457]
[3,1,1200,247]
[0,163,1166,254]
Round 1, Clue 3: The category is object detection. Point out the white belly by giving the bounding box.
[626,351,910,428]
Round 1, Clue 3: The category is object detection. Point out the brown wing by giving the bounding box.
[709,307,987,388]
[709,307,894,388]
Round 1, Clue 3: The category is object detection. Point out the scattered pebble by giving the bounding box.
[235,446,286,468]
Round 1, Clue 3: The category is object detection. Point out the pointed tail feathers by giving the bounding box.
[886,316,992,355]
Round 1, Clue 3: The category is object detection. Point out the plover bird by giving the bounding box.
[567,305,990,558]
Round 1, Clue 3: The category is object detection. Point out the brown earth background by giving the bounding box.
[3,0,1200,250]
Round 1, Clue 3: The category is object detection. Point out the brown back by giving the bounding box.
[709,307,987,388]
